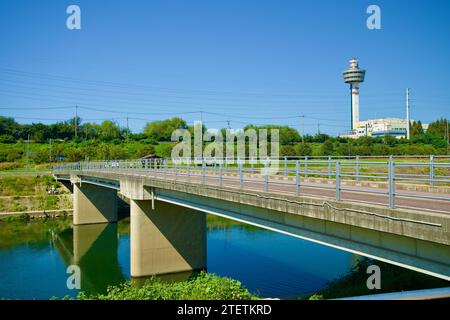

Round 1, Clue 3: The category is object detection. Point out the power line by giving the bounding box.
[1,66,403,99]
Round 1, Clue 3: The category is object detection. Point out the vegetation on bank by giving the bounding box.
[0,175,64,196]
[0,175,71,214]
[307,258,450,300]
[77,272,257,300]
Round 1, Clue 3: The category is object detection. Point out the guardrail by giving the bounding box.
[53,156,450,210]
[335,286,450,300]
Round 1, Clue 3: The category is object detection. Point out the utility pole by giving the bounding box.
[74,105,78,138]
[317,122,321,135]
[406,88,411,140]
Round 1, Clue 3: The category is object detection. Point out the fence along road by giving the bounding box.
[54,155,450,214]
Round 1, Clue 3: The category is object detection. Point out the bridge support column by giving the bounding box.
[130,199,206,277]
[73,183,118,225]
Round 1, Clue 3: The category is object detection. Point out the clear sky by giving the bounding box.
[0,0,449,135]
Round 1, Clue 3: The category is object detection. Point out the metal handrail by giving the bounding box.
[52,157,450,210]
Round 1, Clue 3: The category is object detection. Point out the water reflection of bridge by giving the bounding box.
[54,223,125,294]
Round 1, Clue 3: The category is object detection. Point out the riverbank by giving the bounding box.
[0,174,73,219]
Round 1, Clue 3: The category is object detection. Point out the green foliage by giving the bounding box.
[156,142,175,158]
[0,116,448,166]
[0,175,65,196]
[244,125,301,145]
[78,272,257,300]
[0,134,16,144]
[144,117,187,142]
[427,118,449,138]
[410,120,424,137]
[99,121,121,141]
[1,214,30,222]
[295,143,312,156]
[308,294,324,300]
[321,140,334,156]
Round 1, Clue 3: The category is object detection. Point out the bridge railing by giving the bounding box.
[53,156,450,210]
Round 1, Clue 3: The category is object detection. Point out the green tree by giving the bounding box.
[427,118,449,139]
[144,117,187,142]
[99,121,121,141]
[410,120,424,137]
[322,140,334,155]
[294,143,312,156]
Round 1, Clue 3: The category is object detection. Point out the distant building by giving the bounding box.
[340,118,428,139]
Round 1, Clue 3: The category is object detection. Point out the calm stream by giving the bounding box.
[0,214,362,299]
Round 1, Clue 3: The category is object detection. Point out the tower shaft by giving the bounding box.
[351,84,360,130]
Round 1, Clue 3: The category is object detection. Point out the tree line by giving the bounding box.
[0,116,448,164]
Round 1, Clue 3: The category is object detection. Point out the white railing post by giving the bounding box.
[328,156,332,179]
[388,155,395,208]
[219,162,223,187]
[430,155,435,188]
[284,156,287,177]
[187,157,191,178]
[164,159,168,178]
[202,159,206,184]
[239,162,243,189]
[336,161,341,201]
[264,160,269,192]
[296,160,300,195]
[356,155,360,181]
[305,156,308,178]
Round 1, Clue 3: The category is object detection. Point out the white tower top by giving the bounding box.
[343,59,366,84]
[343,59,366,132]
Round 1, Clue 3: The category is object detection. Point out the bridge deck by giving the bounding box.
[73,168,450,214]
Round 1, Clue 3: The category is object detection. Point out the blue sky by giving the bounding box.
[0,0,449,135]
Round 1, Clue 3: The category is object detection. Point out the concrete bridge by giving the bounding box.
[54,157,450,281]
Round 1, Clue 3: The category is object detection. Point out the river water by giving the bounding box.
[1,214,441,300]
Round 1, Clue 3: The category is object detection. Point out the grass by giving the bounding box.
[0,175,68,197]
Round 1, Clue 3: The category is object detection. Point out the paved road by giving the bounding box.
[81,168,450,214]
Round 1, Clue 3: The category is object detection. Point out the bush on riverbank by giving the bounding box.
[77,272,257,300]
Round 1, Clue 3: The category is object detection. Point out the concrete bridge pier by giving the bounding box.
[73,183,118,225]
[130,199,206,277]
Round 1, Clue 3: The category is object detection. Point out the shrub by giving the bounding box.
[0,134,16,144]
[78,272,257,300]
